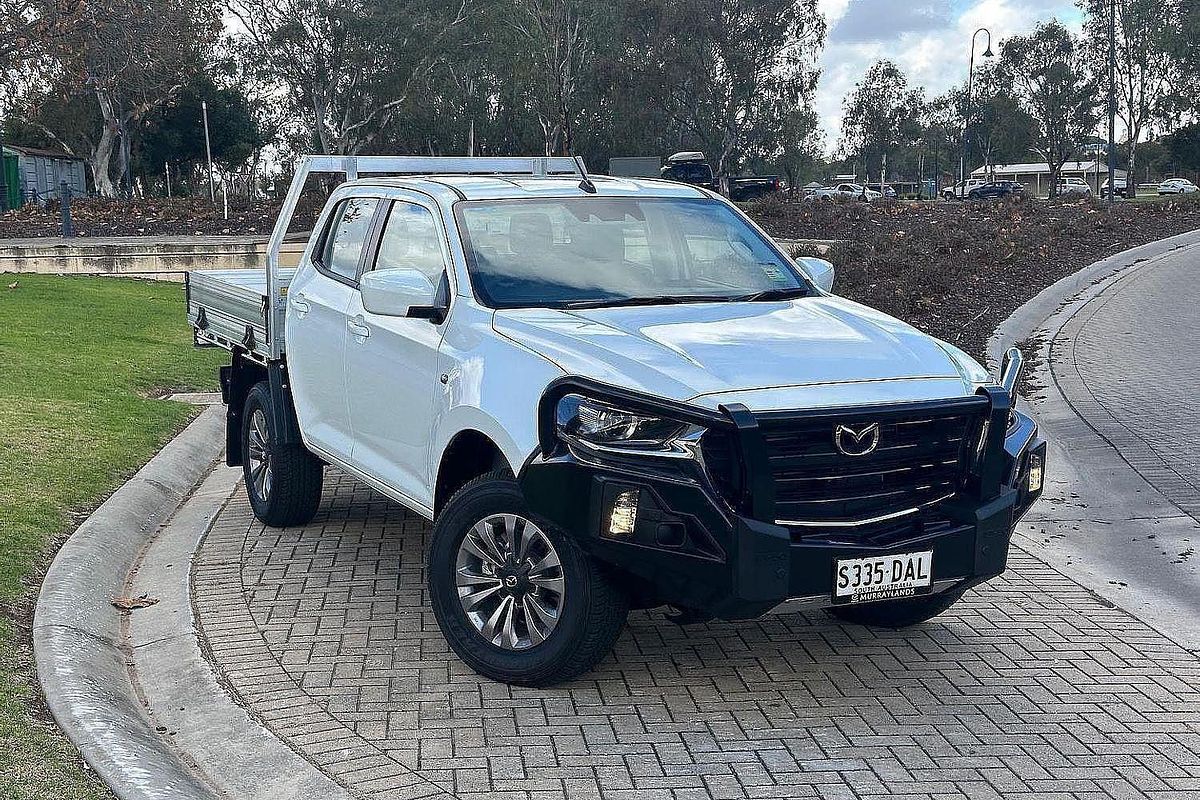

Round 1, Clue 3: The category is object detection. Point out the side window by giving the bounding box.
[320,197,378,281]
[373,201,447,284]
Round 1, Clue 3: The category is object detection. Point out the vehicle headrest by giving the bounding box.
[510,213,552,257]
[571,222,623,264]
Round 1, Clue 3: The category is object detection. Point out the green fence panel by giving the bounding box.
[2,152,20,209]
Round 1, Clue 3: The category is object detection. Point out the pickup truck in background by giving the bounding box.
[942,178,988,200]
[809,182,883,201]
[186,155,1046,687]
[660,151,782,202]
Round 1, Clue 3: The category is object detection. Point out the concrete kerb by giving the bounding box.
[987,226,1200,652]
[33,404,227,800]
[124,464,356,800]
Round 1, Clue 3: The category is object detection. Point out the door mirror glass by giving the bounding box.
[360,268,438,317]
[795,256,836,293]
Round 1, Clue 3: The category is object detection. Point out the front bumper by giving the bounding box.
[519,381,1046,620]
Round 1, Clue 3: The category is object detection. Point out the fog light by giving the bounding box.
[1027,452,1044,494]
[608,489,639,537]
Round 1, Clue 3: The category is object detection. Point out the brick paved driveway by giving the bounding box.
[194,473,1200,800]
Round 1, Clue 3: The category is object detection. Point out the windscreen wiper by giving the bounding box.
[563,295,726,310]
[729,286,810,303]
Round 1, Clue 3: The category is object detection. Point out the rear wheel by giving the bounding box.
[828,588,965,629]
[428,472,628,686]
[242,382,323,527]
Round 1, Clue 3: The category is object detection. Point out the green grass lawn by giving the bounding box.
[0,274,223,799]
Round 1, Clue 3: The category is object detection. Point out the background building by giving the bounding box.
[1,145,88,205]
[972,161,1129,196]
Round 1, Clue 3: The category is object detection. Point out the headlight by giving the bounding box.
[555,394,702,456]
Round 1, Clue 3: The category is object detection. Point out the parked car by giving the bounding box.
[1054,177,1092,197]
[1100,178,1128,199]
[1158,178,1199,195]
[942,178,987,200]
[967,181,1026,201]
[659,151,781,202]
[865,183,898,199]
[186,155,1046,687]
[810,182,883,201]
[660,151,716,190]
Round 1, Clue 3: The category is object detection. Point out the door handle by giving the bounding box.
[347,317,371,339]
[291,294,310,317]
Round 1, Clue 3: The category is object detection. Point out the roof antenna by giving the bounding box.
[574,155,597,194]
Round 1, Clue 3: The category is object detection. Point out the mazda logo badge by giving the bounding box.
[834,422,881,457]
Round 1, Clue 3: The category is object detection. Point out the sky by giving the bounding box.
[815,0,1084,153]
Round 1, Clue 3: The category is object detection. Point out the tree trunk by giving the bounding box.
[1126,139,1138,199]
[311,92,332,155]
[90,90,120,198]
[116,117,132,197]
[90,127,117,198]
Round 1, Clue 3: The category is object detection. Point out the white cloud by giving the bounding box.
[814,0,1084,154]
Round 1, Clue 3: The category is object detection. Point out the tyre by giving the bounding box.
[242,382,323,527]
[428,471,629,686]
[827,588,965,629]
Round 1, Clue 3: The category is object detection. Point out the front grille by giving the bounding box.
[699,429,740,504]
[760,403,984,526]
[798,508,964,547]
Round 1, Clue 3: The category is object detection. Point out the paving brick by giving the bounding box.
[191,469,1200,798]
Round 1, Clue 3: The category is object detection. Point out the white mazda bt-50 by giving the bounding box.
[186,156,1045,686]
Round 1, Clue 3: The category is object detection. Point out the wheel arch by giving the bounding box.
[434,428,515,517]
[221,354,300,467]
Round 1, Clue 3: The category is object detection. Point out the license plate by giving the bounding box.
[833,551,933,605]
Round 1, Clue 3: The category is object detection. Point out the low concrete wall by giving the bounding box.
[0,235,306,281]
[1,233,834,282]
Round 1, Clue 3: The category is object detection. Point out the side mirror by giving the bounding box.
[360,268,440,319]
[795,256,836,293]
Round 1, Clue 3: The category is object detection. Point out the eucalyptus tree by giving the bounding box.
[839,59,925,183]
[963,63,1038,173]
[0,0,81,83]
[507,0,616,157]
[675,0,826,176]
[1000,20,1100,197]
[227,0,470,155]
[52,0,221,196]
[1081,0,1178,197]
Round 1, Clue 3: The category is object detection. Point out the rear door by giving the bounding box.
[286,195,381,459]
[344,196,450,511]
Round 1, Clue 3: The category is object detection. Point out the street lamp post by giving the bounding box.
[959,27,994,188]
[1107,0,1117,203]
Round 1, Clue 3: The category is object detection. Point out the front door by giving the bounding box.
[345,198,449,511]
[286,195,380,459]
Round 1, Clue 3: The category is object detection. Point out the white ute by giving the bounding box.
[187,156,1046,686]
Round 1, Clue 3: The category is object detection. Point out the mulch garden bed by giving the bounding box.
[751,194,1200,361]
[4,192,1198,365]
[0,196,321,239]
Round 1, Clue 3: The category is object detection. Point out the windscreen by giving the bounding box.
[454,197,807,309]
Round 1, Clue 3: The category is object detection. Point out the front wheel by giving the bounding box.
[242,382,323,527]
[428,472,629,686]
[827,588,965,629]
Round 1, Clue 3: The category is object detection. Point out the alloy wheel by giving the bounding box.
[246,408,273,502]
[454,513,565,650]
